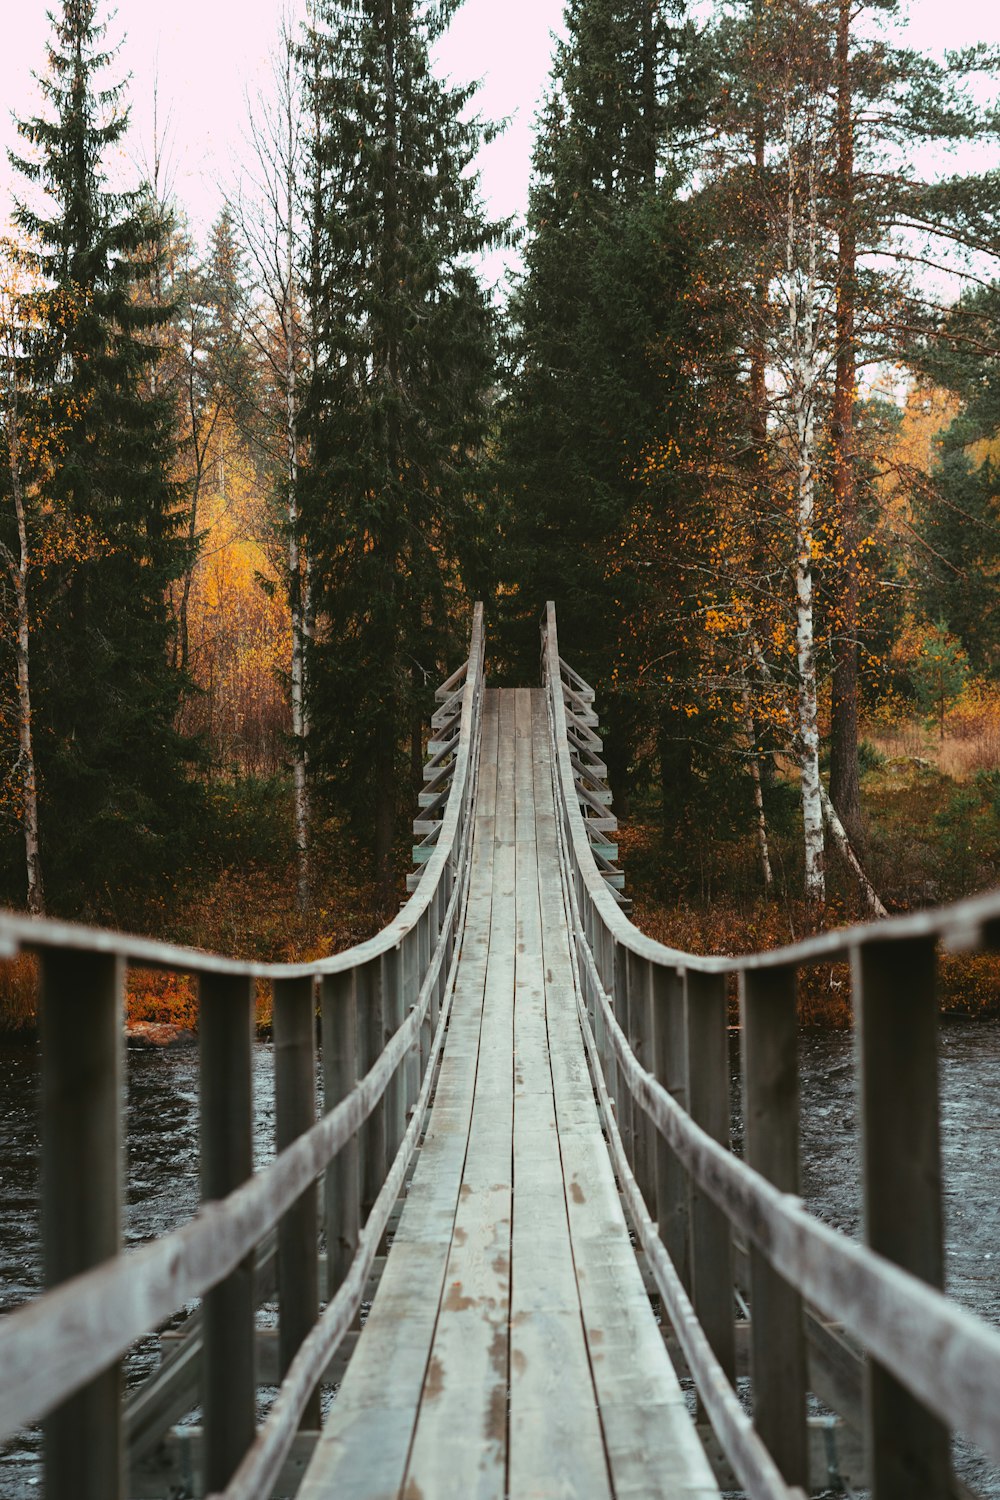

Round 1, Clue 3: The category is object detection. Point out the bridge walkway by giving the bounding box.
[299,687,718,1500]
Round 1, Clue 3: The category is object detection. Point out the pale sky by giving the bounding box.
[1,0,998,292]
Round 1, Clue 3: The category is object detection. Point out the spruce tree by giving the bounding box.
[301,0,501,895]
[11,0,195,913]
[500,0,704,806]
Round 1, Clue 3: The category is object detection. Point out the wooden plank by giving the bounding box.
[684,969,735,1386]
[531,695,719,1500]
[740,966,808,1488]
[297,691,501,1500]
[509,691,611,1500]
[41,949,125,1500]
[199,973,256,1492]
[855,937,951,1500]
[274,975,320,1430]
[403,692,514,1500]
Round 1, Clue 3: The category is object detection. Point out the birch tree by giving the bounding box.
[233,11,313,908]
[0,246,44,914]
[776,87,829,903]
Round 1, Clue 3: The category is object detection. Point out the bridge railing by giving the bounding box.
[0,601,485,1500]
[542,599,1000,1500]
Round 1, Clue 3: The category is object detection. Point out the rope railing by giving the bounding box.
[541,599,1000,1500]
[0,602,485,1500]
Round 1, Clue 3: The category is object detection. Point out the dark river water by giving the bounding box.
[0,1021,998,1497]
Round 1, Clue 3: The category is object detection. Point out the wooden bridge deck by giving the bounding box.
[299,688,719,1500]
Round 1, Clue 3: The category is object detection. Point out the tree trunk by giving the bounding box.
[820,784,886,918]
[829,0,862,842]
[786,96,825,906]
[283,50,311,915]
[743,686,773,894]
[5,381,44,914]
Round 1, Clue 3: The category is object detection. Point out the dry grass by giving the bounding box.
[867,681,1000,780]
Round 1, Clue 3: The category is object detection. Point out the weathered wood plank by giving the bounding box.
[403,692,513,1500]
[297,692,501,1500]
[41,949,125,1500]
[274,976,320,1431]
[532,695,719,1500]
[509,691,611,1500]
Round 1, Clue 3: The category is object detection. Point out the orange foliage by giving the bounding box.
[173,417,291,776]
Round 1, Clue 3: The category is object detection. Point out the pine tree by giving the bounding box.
[301,0,501,895]
[10,0,195,913]
[500,0,705,808]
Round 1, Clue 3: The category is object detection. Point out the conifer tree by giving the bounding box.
[501,0,704,807]
[10,0,194,912]
[301,0,501,895]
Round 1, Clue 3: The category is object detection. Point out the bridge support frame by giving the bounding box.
[323,971,360,1309]
[856,937,951,1500]
[275,975,321,1429]
[41,949,125,1500]
[740,966,809,1488]
[199,973,256,1493]
[651,963,691,1293]
[684,970,735,1385]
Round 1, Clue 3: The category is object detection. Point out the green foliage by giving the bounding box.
[9,0,199,915]
[300,0,502,885]
[910,621,971,732]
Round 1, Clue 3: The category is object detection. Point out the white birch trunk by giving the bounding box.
[785,97,825,906]
[742,683,773,892]
[2,356,44,914]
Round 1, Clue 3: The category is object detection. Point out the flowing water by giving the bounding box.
[0,1021,998,1496]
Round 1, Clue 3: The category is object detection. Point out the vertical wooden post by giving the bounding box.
[855,938,950,1500]
[274,975,320,1430]
[382,945,405,1161]
[199,973,256,1492]
[417,911,432,1080]
[41,949,124,1500]
[740,965,809,1488]
[357,956,386,1225]
[322,970,360,1304]
[650,961,691,1293]
[627,949,656,1212]
[614,940,635,1170]
[429,886,443,1033]
[685,969,735,1382]
[402,927,421,1123]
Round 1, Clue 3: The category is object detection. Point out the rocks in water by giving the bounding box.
[125,1021,196,1051]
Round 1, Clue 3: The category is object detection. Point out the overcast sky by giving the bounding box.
[1,0,998,290]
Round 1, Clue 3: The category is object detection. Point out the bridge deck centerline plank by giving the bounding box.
[298,688,718,1500]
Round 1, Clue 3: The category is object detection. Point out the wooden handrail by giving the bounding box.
[0,602,486,1500]
[542,599,1000,1495]
[0,603,486,981]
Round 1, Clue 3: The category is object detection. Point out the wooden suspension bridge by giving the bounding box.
[1,601,1000,1500]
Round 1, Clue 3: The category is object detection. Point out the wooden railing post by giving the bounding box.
[415,914,432,1082]
[685,969,735,1382]
[613,940,634,1169]
[199,974,256,1492]
[430,886,443,1033]
[855,937,950,1500]
[357,956,386,1224]
[274,975,320,1429]
[626,949,656,1212]
[382,945,405,1160]
[650,961,691,1293]
[402,927,421,1122]
[740,965,808,1488]
[322,970,360,1306]
[41,949,124,1500]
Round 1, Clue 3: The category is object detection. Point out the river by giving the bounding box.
[0,1020,998,1497]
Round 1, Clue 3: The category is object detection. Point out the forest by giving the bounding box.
[4,0,1000,1024]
